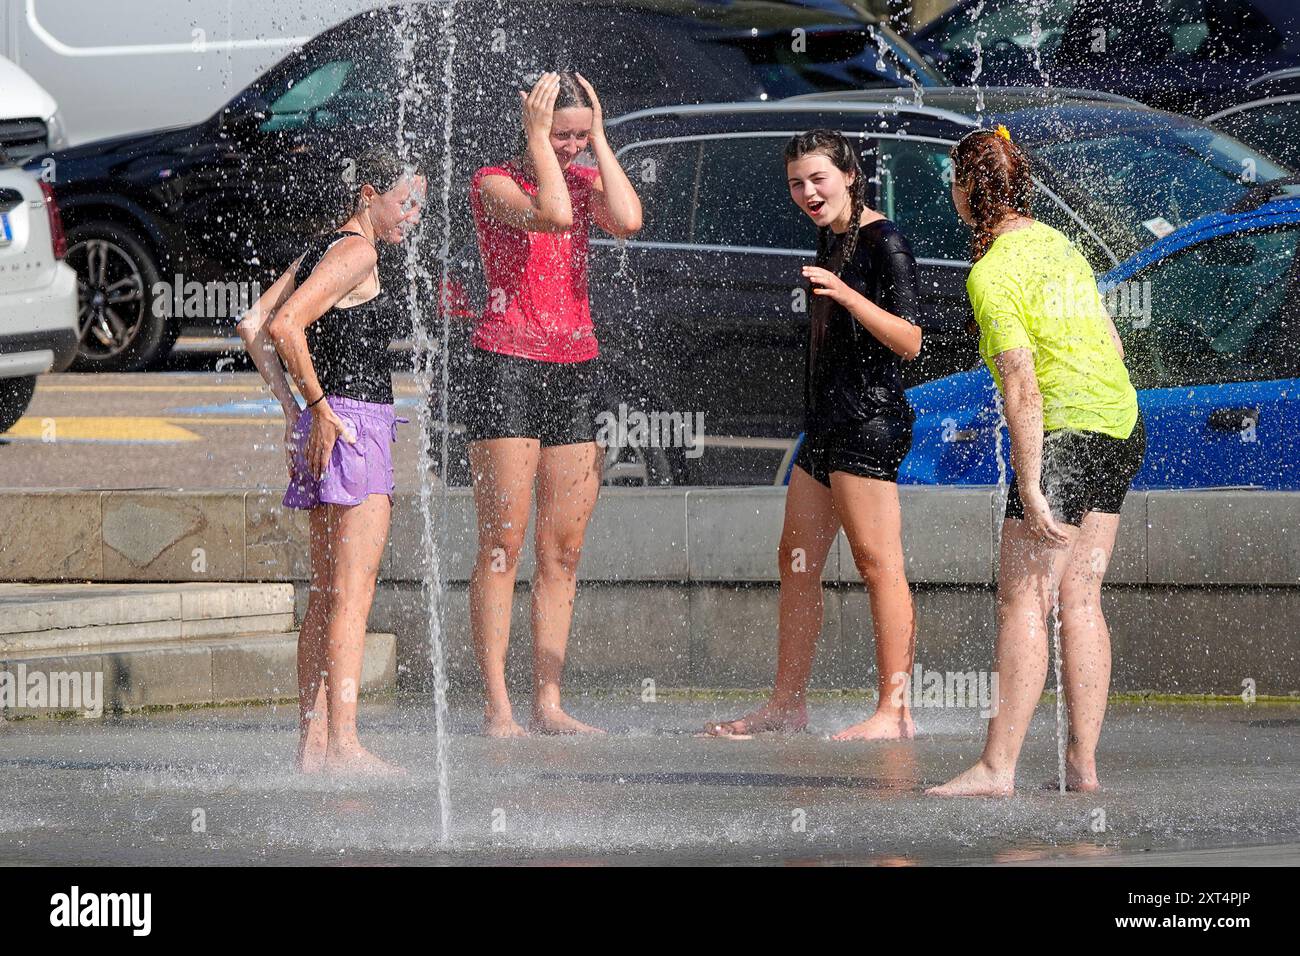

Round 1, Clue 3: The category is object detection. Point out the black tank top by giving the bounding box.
[805,219,919,431]
[296,231,397,405]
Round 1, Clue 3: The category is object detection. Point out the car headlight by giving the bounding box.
[46,110,68,151]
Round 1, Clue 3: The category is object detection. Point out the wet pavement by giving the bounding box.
[1,694,1296,866]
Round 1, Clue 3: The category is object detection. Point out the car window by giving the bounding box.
[1214,100,1300,170]
[1032,119,1299,259]
[687,2,942,96]
[1032,189,1116,272]
[926,0,1281,70]
[261,54,395,133]
[1118,226,1300,388]
[617,140,700,245]
[876,138,968,262]
[694,137,819,250]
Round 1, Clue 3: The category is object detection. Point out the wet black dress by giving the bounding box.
[795,218,919,487]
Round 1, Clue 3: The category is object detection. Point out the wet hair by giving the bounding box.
[785,129,868,381]
[949,128,1034,262]
[783,129,868,275]
[511,71,593,154]
[322,146,408,232]
[551,72,593,111]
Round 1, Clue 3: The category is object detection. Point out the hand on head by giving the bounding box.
[520,72,561,140]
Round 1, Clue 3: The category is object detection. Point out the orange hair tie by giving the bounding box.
[994,124,1012,142]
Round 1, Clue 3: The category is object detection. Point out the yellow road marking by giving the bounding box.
[9,417,202,442]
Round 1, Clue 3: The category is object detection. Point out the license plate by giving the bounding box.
[0,212,11,247]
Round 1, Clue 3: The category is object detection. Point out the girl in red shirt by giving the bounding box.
[467,72,642,736]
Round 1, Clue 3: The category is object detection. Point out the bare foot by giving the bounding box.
[1041,759,1100,793]
[531,706,605,735]
[483,715,530,738]
[925,760,1014,797]
[323,742,407,777]
[700,702,808,739]
[832,710,915,741]
[297,728,328,774]
[296,748,326,775]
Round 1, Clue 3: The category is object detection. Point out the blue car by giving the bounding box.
[897,191,1300,490]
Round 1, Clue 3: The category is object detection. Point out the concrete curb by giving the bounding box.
[3,486,1298,586]
[3,487,1298,696]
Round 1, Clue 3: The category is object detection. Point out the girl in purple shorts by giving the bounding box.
[236,148,424,775]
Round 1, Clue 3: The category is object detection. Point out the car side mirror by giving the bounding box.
[219,96,272,138]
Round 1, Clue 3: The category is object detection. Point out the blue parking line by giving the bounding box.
[167,397,422,416]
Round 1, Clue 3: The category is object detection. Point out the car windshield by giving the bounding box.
[918,0,1296,70]
[1032,118,1300,258]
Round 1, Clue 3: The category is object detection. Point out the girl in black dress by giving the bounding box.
[706,130,922,740]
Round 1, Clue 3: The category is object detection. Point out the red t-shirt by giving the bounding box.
[468,161,600,363]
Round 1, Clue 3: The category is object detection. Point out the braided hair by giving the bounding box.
[949,127,1034,262]
[784,129,869,398]
[783,129,869,276]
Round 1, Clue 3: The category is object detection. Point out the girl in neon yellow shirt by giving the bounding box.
[928,127,1144,797]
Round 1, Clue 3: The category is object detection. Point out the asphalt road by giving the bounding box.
[0,340,431,491]
[1,337,795,490]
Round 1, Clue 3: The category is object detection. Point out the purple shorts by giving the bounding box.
[283,397,407,510]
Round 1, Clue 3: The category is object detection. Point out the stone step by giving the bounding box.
[0,631,396,717]
[0,582,297,653]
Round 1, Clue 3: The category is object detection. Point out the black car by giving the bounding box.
[1204,67,1300,168]
[31,0,943,371]
[909,0,1300,118]
[437,88,1300,486]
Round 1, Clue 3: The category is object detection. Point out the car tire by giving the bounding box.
[0,375,37,433]
[66,222,175,372]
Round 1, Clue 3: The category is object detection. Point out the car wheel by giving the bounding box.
[66,222,175,371]
[0,375,37,433]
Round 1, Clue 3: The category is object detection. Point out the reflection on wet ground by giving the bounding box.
[1,695,1296,866]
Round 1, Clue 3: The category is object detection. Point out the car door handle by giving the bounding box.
[1207,407,1259,432]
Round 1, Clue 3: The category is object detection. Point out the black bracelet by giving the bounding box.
[306,394,326,409]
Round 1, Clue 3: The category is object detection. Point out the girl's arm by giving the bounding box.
[576,73,642,238]
[802,265,923,360]
[235,257,305,418]
[995,347,1071,546]
[1104,311,1126,360]
[266,236,376,476]
[479,73,574,233]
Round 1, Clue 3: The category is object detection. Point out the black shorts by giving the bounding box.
[1006,414,1146,527]
[795,415,913,488]
[464,348,601,447]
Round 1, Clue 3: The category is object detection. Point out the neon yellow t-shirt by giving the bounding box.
[967,220,1138,439]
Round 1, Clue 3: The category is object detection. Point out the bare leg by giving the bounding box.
[927,517,1075,796]
[830,473,916,741]
[1055,511,1120,792]
[321,495,402,776]
[296,506,334,773]
[468,437,539,737]
[530,440,604,735]
[703,466,838,737]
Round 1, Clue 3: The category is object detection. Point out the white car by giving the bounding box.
[0,161,78,433]
[0,54,66,161]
